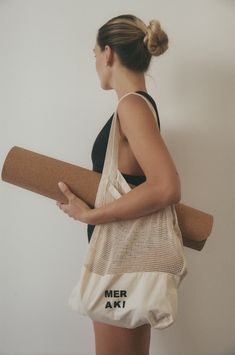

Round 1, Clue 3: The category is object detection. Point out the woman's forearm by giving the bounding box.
[85,181,180,225]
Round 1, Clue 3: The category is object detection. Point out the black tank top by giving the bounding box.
[87,90,161,243]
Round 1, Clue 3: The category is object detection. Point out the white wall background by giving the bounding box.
[0,0,234,354]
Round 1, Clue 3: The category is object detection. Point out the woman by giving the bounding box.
[57,14,181,355]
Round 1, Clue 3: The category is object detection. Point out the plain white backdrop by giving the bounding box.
[0,0,234,354]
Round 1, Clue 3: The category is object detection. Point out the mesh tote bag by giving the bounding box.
[68,92,188,329]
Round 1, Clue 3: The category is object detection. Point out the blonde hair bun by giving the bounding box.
[143,19,169,56]
[97,14,169,72]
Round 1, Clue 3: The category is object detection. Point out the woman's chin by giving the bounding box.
[100,81,112,90]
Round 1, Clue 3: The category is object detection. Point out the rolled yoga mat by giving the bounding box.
[1,146,214,251]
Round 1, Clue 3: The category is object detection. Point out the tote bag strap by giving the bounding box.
[102,92,159,178]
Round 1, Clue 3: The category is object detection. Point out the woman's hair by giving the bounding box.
[97,14,169,73]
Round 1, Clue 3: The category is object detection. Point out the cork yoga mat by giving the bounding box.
[1,146,213,250]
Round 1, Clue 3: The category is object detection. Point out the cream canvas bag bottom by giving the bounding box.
[68,92,188,329]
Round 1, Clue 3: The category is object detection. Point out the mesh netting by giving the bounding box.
[84,173,186,277]
[83,92,187,279]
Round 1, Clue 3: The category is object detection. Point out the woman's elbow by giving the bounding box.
[161,184,181,205]
[166,172,181,204]
[170,189,181,204]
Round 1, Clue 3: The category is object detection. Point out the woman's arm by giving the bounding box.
[86,94,181,225]
[57,94,181,224]
[86,180,180,225]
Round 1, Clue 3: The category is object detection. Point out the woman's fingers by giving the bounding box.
[58,181,75,202]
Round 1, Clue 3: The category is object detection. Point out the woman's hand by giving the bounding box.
[56,181,91,223]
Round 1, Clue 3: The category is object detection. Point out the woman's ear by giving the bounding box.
[105,45,114,66]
